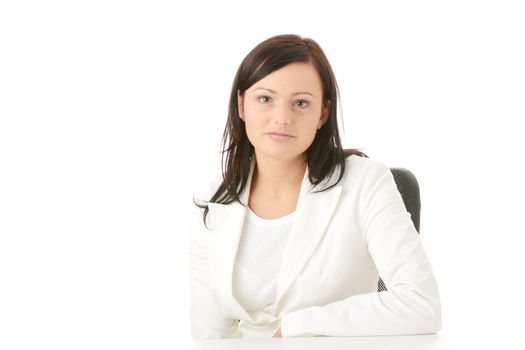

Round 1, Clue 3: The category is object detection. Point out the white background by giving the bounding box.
[1,0,524,349]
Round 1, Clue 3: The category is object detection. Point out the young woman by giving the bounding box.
[189,34,442,338]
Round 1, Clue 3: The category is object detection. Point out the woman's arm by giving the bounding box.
[189,206,241,339]
[279,161,442,337]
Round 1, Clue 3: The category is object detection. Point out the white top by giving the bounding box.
[232,207,295,316]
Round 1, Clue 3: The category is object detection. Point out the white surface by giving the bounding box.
[1,0,524,349]
[193,331,521,350]
[193,329,524,349]
[193,334,443,350]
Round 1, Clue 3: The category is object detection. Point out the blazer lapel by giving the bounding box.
[207,157,343,321]
[207,158,255,322]
[274,165,342,312]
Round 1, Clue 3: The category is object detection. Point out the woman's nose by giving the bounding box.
[273,103,292,125]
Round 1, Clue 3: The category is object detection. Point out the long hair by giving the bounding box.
[194,34,368,229]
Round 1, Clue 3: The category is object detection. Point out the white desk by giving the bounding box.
[192,328,522,349]
[193,334,442,350]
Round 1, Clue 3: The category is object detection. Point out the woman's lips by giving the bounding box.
[267,132,295,141]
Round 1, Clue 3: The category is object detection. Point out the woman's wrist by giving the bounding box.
[273,326,282,338]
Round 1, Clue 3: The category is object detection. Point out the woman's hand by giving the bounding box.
[273,326,282,338]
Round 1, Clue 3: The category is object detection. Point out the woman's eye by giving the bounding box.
[295,99,309,108]
[258,96,271,103]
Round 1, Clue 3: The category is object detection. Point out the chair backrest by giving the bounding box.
[377,167,421,292]
[390,167,421,233]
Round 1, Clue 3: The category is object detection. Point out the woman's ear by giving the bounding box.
[237,89,245,121]
[318,100,331,128]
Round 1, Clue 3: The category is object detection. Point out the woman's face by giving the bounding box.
[237,61,329,162]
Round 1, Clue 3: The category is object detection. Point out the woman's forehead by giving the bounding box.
[248,63,322,96]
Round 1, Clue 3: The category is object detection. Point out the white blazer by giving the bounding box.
[188,155,442,338]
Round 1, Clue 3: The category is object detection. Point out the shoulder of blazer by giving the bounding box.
[193,176,223,205]
[342,154,383,182]
[193,155,388,205]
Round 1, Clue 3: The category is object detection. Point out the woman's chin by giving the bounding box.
[256,148,304,162]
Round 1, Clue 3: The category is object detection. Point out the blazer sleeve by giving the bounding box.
[280,161,442,337]
[188,201,241,339]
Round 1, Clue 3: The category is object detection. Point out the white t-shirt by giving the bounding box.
[232,206,295,316]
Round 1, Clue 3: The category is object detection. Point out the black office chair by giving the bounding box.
[377,167,421,292]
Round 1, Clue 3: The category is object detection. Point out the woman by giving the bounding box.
[189,34,442,338]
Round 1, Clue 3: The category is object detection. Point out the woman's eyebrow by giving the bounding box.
[254,87,315,98]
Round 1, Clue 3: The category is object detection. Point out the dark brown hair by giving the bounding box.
[194,34,368,229]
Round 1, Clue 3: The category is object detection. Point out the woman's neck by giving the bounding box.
[251,153,307,201]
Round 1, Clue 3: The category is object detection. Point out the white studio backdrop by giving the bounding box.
[1,0,524,349]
